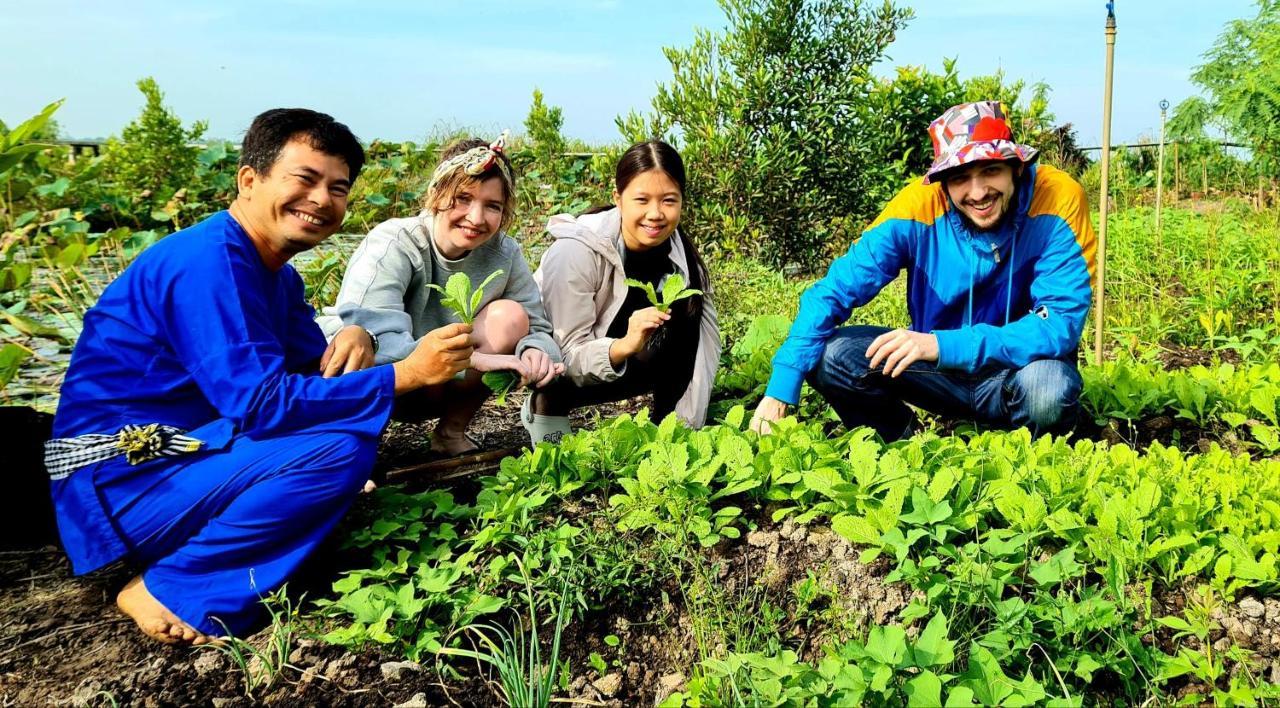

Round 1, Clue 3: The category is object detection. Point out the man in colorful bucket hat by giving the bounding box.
[751,100,1097,441]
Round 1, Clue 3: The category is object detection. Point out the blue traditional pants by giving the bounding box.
[808,325,1082,442]
[96,431,376,635]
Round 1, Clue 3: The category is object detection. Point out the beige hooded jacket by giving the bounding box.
[534,208,721,428]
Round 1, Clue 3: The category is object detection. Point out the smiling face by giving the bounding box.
[942,160,1019,232]
[231,137,351,268]
[614,169,682,252]
[431,176,506,259]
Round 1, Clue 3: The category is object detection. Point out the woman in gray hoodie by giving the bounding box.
[318,135,563,455]
[525,141,720,442]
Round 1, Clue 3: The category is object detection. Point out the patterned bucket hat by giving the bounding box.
[922,101,1038,184]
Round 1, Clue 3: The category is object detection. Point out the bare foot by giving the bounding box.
[430,429,480,457]
[117,575,209,645]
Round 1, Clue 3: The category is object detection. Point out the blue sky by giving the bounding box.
[2,1,1258,148]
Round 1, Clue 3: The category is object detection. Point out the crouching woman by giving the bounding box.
[319,135,563,454]
[524,140,720,442]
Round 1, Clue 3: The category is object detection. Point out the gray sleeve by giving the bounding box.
[503,242,563,363]
[324,224,420,363]
[537,240,621,385]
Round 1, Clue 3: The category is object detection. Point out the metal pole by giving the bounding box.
[1156,99,1168,249]
[1094,3,1116,366]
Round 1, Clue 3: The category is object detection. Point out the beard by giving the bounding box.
[955,188,1016,233]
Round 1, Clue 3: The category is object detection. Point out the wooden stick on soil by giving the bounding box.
[383,447,527,484]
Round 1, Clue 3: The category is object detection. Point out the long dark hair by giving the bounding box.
[596,140,710,320]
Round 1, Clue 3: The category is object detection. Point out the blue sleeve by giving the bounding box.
[764,220,913,404]
[282,267,329,374]
[162,247,395,440]
[933,215,1092,372]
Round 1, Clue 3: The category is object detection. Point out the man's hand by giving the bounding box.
[750,396,790,435]
[519,348,564,388]
[865,329,939,378]
[393,323,474,394]
[320,325,376,378]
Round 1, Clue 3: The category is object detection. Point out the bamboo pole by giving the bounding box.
[1094,3,1117,366]
[1156,100,1168,249]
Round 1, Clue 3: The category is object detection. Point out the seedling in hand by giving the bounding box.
[427,270,503,380]
[427,270,504,325]
[483,371,519,405]
[625,273,702,313]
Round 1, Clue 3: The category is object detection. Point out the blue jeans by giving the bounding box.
[807,326,1082,442]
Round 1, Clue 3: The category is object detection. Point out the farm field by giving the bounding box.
[4,2,1280,700]
[3,143,1280,704]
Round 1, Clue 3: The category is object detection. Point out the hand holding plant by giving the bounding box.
[611,307,670,363]
[392,322,474,393]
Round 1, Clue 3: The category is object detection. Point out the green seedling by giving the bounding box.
[625,273,702,314]
[483,371,519,405]
[427,270,504,381]
[427,270,504,325]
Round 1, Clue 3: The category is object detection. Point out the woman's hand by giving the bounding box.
[609,306,670,366]
[320,325,376,378]
[519,348,564,388]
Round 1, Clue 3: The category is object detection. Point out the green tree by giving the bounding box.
[1175,0,1280,172]
[524,88,567,173]
[101,77,207,222]
[962,70,1085,176]
[860,60,964,207]
[619,0,913,271]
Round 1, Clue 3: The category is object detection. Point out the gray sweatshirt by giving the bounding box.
[317,213,561,365]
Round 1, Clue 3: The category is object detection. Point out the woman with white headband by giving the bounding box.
[318,134,563,456]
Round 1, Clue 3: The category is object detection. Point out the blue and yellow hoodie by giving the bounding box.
[765,163,1097,405]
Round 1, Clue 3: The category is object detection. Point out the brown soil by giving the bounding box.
[1158,342,1242,370]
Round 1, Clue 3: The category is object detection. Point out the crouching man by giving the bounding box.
[751,101,1096,441]
[46,109,473,644]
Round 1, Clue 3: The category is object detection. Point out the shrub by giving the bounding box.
[524,88,567,175]
[619,0,914,273]
[100,77,207,226]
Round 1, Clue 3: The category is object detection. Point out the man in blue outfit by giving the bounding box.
[750,101,1097,441]
[46,109,474,645]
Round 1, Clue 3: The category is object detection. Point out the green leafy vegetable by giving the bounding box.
[483,371,519,405]
[624,273,702,313]
[427,270,504,324]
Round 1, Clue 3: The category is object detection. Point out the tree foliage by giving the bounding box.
[619,0,913,271]
[101,78,207,207]
[524,88,567,173]
[1175,0,1280,171]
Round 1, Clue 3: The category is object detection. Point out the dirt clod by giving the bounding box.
[380,660,423,681]
[393,692,429,708]
[593,671,623,697]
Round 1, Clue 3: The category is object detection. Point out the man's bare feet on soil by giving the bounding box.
[117,575,211,645]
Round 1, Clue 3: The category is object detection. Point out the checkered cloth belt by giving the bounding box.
[44,423,204,480]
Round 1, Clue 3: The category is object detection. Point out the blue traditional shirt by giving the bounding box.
[51,211,395,573]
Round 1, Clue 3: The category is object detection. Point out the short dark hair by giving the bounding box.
[239,108,365,182]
